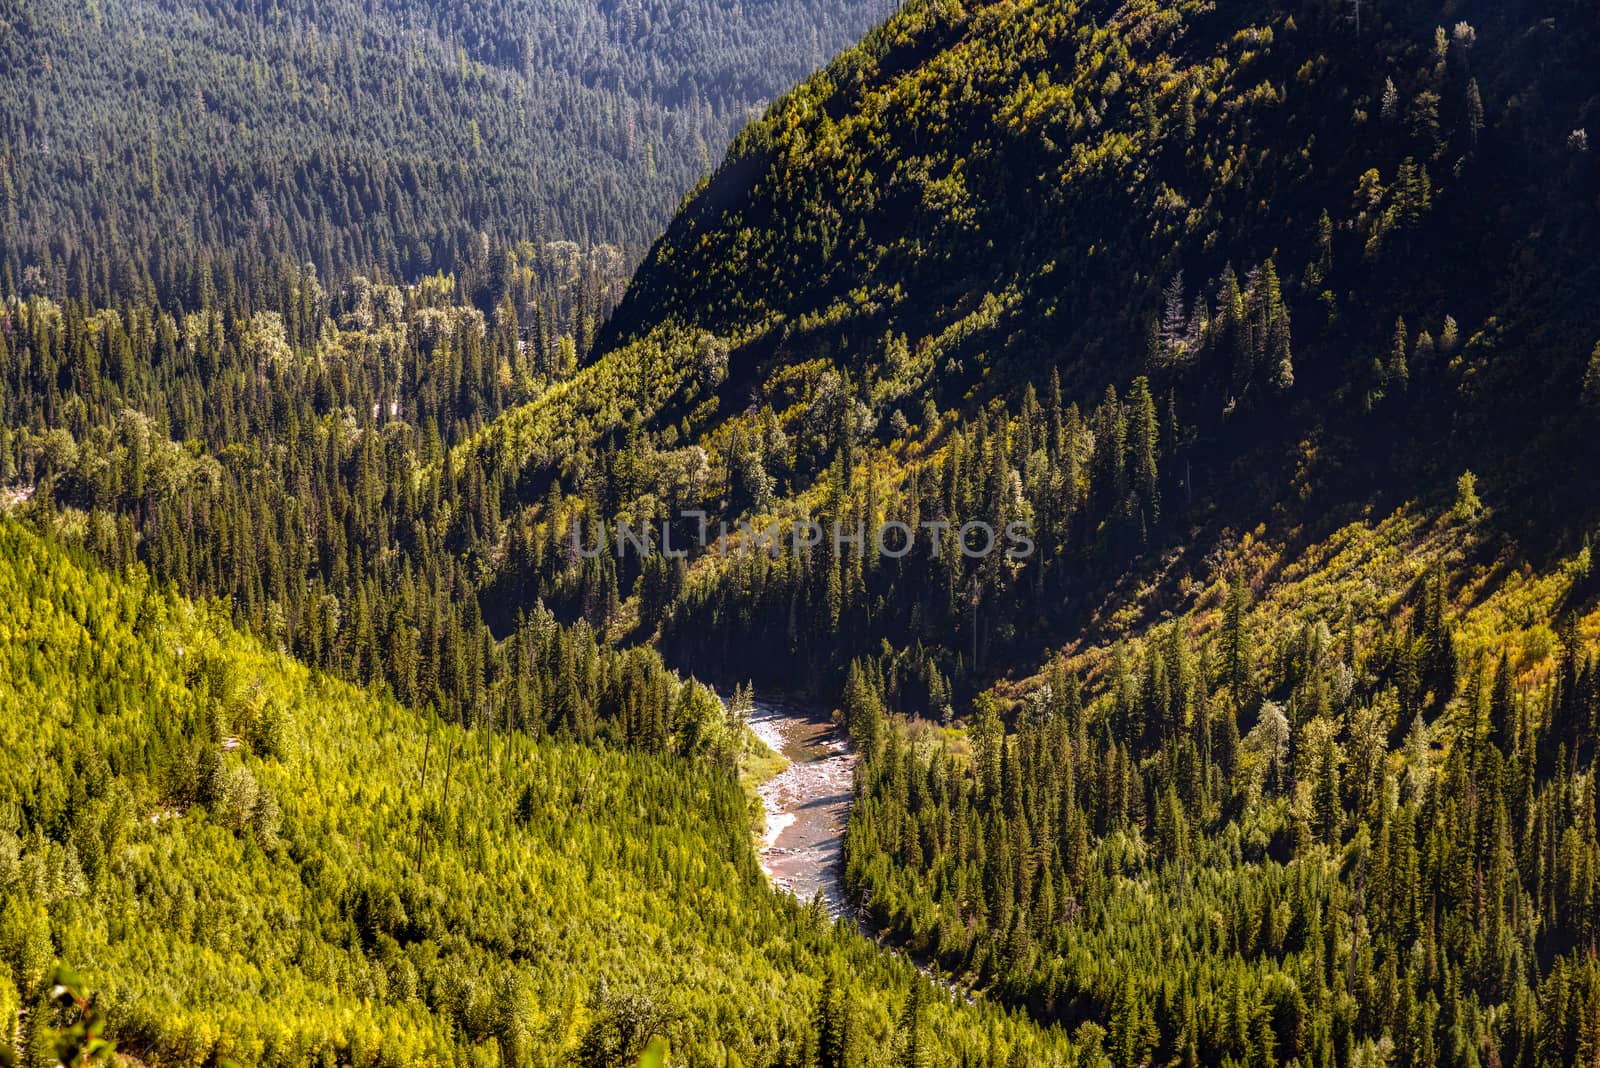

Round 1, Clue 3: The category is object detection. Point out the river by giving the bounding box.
[744,699,978,1001]
[745,700,856,917]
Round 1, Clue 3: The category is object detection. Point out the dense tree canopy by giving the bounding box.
[0,0,893,301]
[4,0,1600,1062]
[0,520,1069,1065]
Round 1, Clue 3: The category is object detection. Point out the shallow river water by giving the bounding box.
[744,699,977,1000]
[745,701,856,916]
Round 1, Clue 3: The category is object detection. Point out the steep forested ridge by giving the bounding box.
[0,520,1067,1064]
[614,0,1599,360]
[0,265,668,740]
[425,0,1600,1063]
[0,0,892,299]
[468,0,1600,697]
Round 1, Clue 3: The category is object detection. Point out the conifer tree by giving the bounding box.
[1221,570,1253,702]
[1126,376,1160,532]
[1388,316,1410,390]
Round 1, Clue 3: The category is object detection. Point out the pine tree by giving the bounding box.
[1222,569,1253,702]
[843,660,884,759]
[1257,259,1293,390]
[1090,384,1128,525]
[1388,317,1410,390]
[1315,728,1342,846]
[1583,342,1600,407]
[897,983,931,1068]
[816,970,852,1068]
[1220,264,1249,398]
[1465,79,1484,148]
[1382,77,1400,121]
[1108,978,1157,1067]
[1159,272,1189,363]
[1126,376,1160,532]
[971,693,1004,803]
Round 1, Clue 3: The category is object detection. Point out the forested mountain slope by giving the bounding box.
[468,0,1600,691]
[5,0,1600,1062]
[610,0,1598,454]
[0,520,1067,1065]
[0,0,893,299]
[419,3,1600,1061]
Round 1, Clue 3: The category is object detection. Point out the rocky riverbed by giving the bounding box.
[745,701,856,917]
